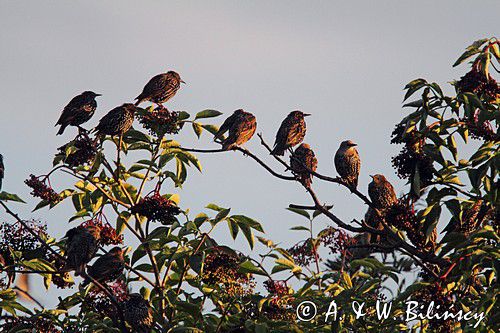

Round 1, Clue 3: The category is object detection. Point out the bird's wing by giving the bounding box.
[56,94,86,125]
[215,112,239,140]
[87,255,111,278]
[273,119,290,148]
[140,74,167,97]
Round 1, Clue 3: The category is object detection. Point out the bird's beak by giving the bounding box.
[350,143,358,147]
[303,113,311,117]
[369,175,374,179]
[180,80,186,84]
[95,93,102,97]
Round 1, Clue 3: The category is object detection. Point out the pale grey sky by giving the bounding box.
[0,1,498,305]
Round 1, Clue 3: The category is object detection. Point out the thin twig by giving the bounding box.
[13,286,44,310]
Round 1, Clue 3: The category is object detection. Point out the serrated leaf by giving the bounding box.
[0,192,25,203]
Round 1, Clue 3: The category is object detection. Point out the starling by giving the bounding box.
[215,109,257,150]
[364,207,384,243]
[334,140,361,188]
[83,247,124,286]
[368,174,398,209]
[94,104,137,137]
[271,111,310,156]
[55,91,101,135]
[290,143,317,187]
[123,293,153,333]
[135,71,185,106]
[64,225,101,276]
[0,154,4,191]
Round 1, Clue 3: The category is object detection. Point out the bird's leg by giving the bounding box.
[77,126,88,136]
[288,147,294,154]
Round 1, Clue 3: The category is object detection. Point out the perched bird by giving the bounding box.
[94,104,137,137]
[215,109,257,150]
[55,91,101,135]
[64,225,101,276]
[271,111,310,156]
[123,293,153,333]
[368,174,398,209]
[290,143,317,187]
[135,70,185,106]
[83,247,125,286]
[334,140,361,189]
[364,207,384,244]
[0,154,4,191]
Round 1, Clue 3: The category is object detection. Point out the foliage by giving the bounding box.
[0,38,498,332]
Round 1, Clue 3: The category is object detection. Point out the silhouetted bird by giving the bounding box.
[135,71,185,106]
[83,247,124,286]
[55,91,101,135]
[215,109,257,150]
[94,104,137,137]
[64,225,101,276]
[334,140,361,189]
[271,111,310,156]
[364,207,384,244]
[290,143,317,187]
[368,174,398,209]
[123,293,153,333]
[0,154,4,191]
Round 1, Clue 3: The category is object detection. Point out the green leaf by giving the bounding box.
[0,191,25,203]
[201,124,219,135]
[290,226,310,231]
[424,205,441,242]
[213,208,230,222]
[239,224,254,249]
[227,218,239,239]
[192,122,203,138]
[194,109,223,119]
[286,207,310,219]
[239,260,267,276]
[231,215,264,232]
[453,38,489,67]
[205,203,225,211]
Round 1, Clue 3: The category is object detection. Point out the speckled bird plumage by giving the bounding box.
[83,247,124,285]
[55,91,100,135]
[123,293,153,333]
[94,104,137,137]
[290,143,317,187]
[368,174,397,209]
[271,111,309,156]
[334,140,361,188]
[135,71,184,106]
[215,109,257,150]
[64,225,101,276]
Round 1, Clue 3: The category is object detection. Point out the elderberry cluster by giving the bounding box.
[24,175,62,204]
[202,248,254,297]
[136,106,182,137]
[57,134,98,167]
[81,219,123,246]
[131,194,181,224]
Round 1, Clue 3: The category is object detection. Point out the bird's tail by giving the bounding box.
[56,124,67,136]
[221,141,234,151]
[270,146,284,156]
[134,95,143,106]
[346,177,358,189]
[82,276,91,286]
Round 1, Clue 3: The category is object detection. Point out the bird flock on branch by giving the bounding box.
[0,69,398,333]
